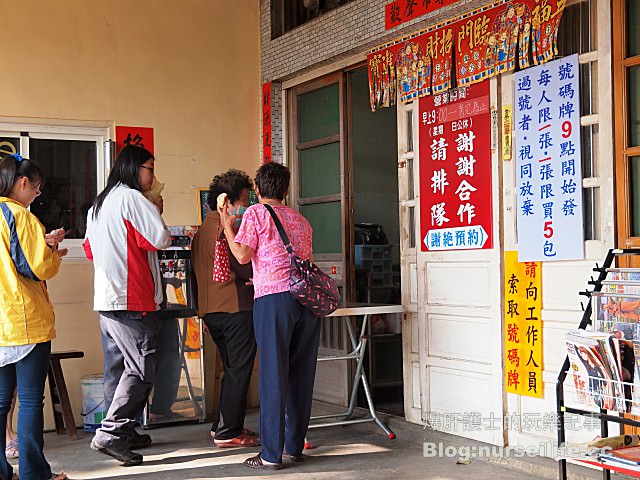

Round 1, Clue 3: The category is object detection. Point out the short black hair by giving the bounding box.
[254,163,289,201]
[207,169,252,210]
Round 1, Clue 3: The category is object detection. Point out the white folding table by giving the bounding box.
[308,303,404,439]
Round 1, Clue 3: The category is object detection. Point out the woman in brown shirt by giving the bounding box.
[191,169,259,447]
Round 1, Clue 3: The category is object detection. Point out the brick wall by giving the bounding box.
[260,0,488,162]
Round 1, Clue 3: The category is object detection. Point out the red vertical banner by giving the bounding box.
[419,80,493,251]
[262,82,272,164]
[531,0,564,65]
[424,26,454,93]
[368,44,402,112]
[115,126,154,156]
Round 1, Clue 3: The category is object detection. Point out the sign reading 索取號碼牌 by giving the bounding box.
[419,80,493,252]
[513,54,584,262]
[504,251,543,398]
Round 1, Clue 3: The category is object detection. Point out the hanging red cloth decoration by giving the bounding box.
[367,0,566,111]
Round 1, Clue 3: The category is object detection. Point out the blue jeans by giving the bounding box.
[0,341,52,480]
[253,292,321,464]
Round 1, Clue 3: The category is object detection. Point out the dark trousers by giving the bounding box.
[204,310,256,440]
[253,292,321,464]
[0,342,52,480]
[95,312,159,448]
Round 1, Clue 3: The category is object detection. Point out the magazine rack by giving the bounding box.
[557,248,640,480]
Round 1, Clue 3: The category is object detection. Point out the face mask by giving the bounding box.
[230,206,247,216]
[231,205,247,229]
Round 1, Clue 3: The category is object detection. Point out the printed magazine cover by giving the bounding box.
[565,330,626,412]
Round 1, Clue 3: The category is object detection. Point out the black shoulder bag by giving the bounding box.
[263,204,340,317]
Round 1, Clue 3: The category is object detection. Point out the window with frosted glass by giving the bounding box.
[299,143,341,197]
[628,66,640,146]
[298,84,340,143]
[300,202,342,253]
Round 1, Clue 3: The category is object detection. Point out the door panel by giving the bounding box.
[397,77,505,443]
[291,74,348,406]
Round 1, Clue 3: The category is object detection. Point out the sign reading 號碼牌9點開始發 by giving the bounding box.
[513,54,584,262]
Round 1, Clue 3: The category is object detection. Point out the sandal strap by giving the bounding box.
[243,454,281,470]
[245,455,262,467]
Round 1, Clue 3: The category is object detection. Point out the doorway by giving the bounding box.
[287,65,403,415]
[349,67,403,415]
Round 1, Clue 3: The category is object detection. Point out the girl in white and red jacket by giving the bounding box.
[83,145,170,466]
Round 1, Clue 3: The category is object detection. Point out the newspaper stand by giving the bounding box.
[557,248,640,480]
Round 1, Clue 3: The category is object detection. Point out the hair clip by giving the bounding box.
[10,154,23,162]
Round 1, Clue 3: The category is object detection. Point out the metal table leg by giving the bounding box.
[308,314,396,439]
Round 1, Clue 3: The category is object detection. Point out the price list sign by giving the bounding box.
[513,54,584,261]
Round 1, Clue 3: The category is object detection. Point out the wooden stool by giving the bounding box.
[48,351,84,440]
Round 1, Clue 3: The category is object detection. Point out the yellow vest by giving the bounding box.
[0,197,61,346]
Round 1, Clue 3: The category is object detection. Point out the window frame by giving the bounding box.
[0,119,110,259]
[288,71,349,278]
[614,0,640,249]
[271,0,355,39]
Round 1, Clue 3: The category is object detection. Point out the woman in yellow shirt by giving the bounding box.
[0,153,67,480]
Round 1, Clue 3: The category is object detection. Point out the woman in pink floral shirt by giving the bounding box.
[220,163,320,471]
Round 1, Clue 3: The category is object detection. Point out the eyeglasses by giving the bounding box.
[140,165,154,173]
[30,182,42,196]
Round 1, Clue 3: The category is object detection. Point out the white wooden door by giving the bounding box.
[398,78,506,445]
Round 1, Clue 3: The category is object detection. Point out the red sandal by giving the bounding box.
[214,432,260,448]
